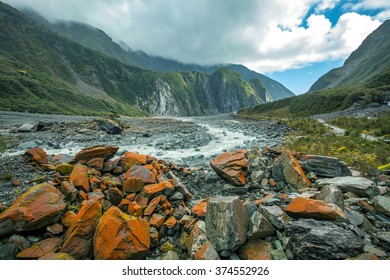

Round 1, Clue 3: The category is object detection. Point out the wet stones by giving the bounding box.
[284,219,365,259]
[205,196,249,256]
[0,183,66,237]
[210,150,248,186]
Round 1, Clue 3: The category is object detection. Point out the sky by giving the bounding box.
[3,0,390,94]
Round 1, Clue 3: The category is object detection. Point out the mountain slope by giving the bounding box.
[310,20,390,91]
[0,2,270,116]
[23,10,294,101]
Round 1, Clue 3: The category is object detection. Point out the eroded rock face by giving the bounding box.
[0,183,66,237]
[285,197,347,221]
[94,207,150,260]
[71,145,119,163]
[60,199,102,259]
[281,151,312,191]
[285,219,364,259]
[210,150,248,186]
[316,176,380,198]
[205,196,249,255]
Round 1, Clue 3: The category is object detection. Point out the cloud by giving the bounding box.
[2,0,385,74]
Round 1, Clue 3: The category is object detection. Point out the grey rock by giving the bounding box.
[285,219,364,259]
[17,123,36,132]
[8,234,30,251]
[248,211,276,239]
[304,155,351,178]
[271,162,285,182]
[98,120,122,135]
[258,205,287,229]
[245,201,257,218]
[222,184,249,194]
[206,196,249,254]
[372,196,390,217]
[188,221,220,260]
[363,245,386,257]
[316,176,380,198]
[344,208,364,226]
[169,192,184,201]
[161,251,180,260]
[376,232,390,251]
[317,185,344,209]
[167,171,192,201]
[0,243,20,260]
[271,240,288,260]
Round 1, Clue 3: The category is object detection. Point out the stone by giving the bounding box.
[317,185,344,209]
[94,206,150,260]
[61,211,77,228]
[38,253,75,260]
[302,155,351,178]
[87,157,104,170]
[372,196,390,217]
[69,163,90,193]
[143,197,160,216]
[210,150,248,186]
[281,151,312,190]
[8,234,30,251]
[169,192,184,201]
[191,199,208,218]
[284,219,364,259]
[376,232,390,251]
[161,251,180,260]
[60,181,78,202]
[17,238,61,259]
[316,176,380,198]
[11,178,21,186]
[271,162,285,182]
[106,187,123,206]
[121,152,148,170]
[55,164,74,175]
[251,170,266,183]
[88,191,105,201]
[60,199,102,259]
[141,180,175,198]
[71,145,119,163]
[18,123,36,132]
[123,178,144,194]
[98,119,122,135]
[238,239,273,260]
[149,214,165,228]
[127,202,142,217]
[205,196,249,255]
[47,223,64,235]
[188,221,220,260]
[258,205,287,229]
[0,243,20,259]
[163,216,177,229]
[0,183,66,237]
[247,211,276,239]
[363,245,386,257]
[285,197,347,221]
[168,171,192,201]
[160,241,174,252]
[123,165,156,183]
[24,147,48,164]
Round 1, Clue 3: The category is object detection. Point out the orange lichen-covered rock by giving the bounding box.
[128,202,143,217]
[24,147,48,164]
[143,197,161,216]
[282,151,312,190]
[285,197,347,221]
[163,216,177,229]
[71,145,119,163]
[94,206,150,260]
[123,178,144,194]
[193,240,220,260]
[61,211,77,228]
[123,165,156,183]
[38,252,75,260]
[17,238,62,259]
[191,199,208,218]
[0,183,66,237]
[69,164,90,193]
[238,239,273,260]
[210,150,248,186]
[149,214,165,228]
[141,180,175,198]
[120,152,148,170]
[87,157,105,170]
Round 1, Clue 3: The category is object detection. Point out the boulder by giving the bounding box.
[317,185,344,209]
[205,196,249,255]
[316,176,380,198]
[284,219,364,259]
[210,150,248,186]
[281,151,312,190]
[0,183,66,237]
[94,207,150,260]
[120,152,148,170]
[191,199,208,218]
[238,239,273,260]
[98,119,122,135]
[247,211,276,239]
[302,155,351,178]
[372,196,390,217]
[60,199,102,259]
[69,164,89,193]
[258,205,287,229]
[18,123,36,132]
[71,145,119,163]
[17,238,61,259]
[188,221,220,260]
[55,164,74,175]
[123,165,156,183]
[59,181,78,202]
[24,147,48,164]
[285,197,347,221]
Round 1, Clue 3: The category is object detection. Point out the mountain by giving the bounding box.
[310,20,390,92]
[22,9,293,101]
[0,2,271,116]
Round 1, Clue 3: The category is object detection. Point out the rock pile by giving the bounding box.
[0,145,389,260]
